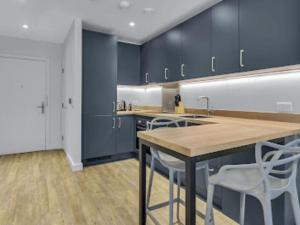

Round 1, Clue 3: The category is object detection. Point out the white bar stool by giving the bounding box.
[146,117,211,225]
[205,139,300,225]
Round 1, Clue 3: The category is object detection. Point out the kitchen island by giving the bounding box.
[137,114,300,225]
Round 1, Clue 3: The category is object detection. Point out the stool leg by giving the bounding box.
[176,171,181,223]
[289,184,300,225]
[169,169,174,225]
[240,193,246,225]
[205,183,215,225]
[204,165,215,225]
[146,156,155,208]
[259,195,273,225]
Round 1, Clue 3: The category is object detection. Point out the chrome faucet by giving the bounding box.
[198,96,211,117]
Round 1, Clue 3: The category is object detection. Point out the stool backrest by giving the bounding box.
[146,117,181,161]
[255,140,300,189]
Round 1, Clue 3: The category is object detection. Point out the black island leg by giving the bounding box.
[185,158,196,225]
[139,142,147,225]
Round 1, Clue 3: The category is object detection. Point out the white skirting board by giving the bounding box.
[65,151,83,172]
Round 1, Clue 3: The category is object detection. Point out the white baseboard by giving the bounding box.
[65,151,83,172]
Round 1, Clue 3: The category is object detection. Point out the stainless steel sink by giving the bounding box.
[180,115,209,119]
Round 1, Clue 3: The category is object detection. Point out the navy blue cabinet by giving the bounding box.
[239,0,300,71]
[83,115,116,159]
[116,116,136,154]
[211,0,240,75]
[141,42,151,84]
[82,30,117,116]
[117,42,141,85]
[181,9,212,79]
[82,30,117,161]
[165,26,182,81]
[141,36,166,84]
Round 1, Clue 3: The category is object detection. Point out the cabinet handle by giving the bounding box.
[181,64,185,77]
[240,49,245,68]
[112,101,116,112]
[211,56,216,72]
[164,68,168,80]
[145,73,149,83]
[118,117,122,128]
[112,118,116,129]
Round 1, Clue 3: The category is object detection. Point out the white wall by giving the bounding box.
[117,86,162,106]
[180,72,300,113]
[0,35,63,150]
[62,19,83,171]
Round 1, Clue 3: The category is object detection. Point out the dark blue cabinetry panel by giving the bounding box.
[82,30,117,161]
[82,30,117,116]
[165,26,182,81]
[118,42,141,85]
[211,0,240,75]
[116,116,135,154]
[181,9,212,79]
[83,115,116,159]
[239,0,300,71]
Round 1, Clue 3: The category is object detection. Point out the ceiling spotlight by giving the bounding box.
[22,24,29,29]
[129,22,135,27]
[143,7,155,14]
[119,1,131,9]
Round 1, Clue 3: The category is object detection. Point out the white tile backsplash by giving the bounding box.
[117,86,162,106]
[117,71,300,114]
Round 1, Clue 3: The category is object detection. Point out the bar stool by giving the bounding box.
[205,139,300,225]
[146,117,211,225]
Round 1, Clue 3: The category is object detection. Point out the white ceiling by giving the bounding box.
[0,0,221,44]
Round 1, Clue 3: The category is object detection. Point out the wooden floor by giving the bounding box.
[0,150,237,225]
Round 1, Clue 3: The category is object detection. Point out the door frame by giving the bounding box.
[0,53,50,151]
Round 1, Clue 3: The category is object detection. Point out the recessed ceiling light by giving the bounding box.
[143,7,155,14]
[129,22,135,27]
[119,1,131,9]
[22,24,29,29]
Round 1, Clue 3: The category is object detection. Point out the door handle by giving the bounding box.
[112,101,116,113]
[181,64,185,77]
[164,68,168,80]
[240,49,245,68]
[112,118,116,129]
[145,73,149,83]
[211,56,216,72]
[37,102,45,114]
[118,117,122,128]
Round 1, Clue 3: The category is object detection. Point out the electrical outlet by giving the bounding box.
[276,102,293,113]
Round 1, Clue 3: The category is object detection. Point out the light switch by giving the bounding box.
[276,102,293,113]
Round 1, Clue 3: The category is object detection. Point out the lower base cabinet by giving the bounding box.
[83,115,116,160]
[116,116,136,154]
[82,115,136,163]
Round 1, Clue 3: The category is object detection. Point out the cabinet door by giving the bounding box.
[165,26,182,81]
[83,115,116,160]
[116,116,135,154]
[181,9,212,79]
[239,0,300,71]
[118,42,140,85]
[149,35,167,83]
[211,0,240,75]
[82,30,117,116]
[141,42,151,84]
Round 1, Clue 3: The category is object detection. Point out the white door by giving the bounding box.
[0,55,47,155]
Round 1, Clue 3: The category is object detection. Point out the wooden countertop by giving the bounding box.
[123,111,300,157]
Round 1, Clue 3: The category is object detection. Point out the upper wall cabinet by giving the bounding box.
[165,26,182,82]
[211,0,240,75]
[141,35,166,84]
[181,9,212,79]
[239,0,300,71]
[117,42,141,85]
